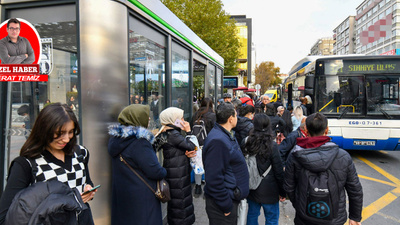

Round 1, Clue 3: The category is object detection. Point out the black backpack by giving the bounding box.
[299,165,339,223]
[192,119,207,146]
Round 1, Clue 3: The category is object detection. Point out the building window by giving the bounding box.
[373,5,378,13]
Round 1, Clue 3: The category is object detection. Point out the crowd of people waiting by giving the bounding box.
[107,92,363,225]
[0,92,363,225]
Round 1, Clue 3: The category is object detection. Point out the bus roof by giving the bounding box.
[287,55,366,75]
[287,56,322,75]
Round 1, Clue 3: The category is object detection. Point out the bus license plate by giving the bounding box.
[353,141,376,146]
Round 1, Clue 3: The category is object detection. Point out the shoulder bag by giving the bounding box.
[119,154,170,203]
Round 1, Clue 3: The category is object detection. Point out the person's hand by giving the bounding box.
[349,219,361,225]
[224,212,231,216]
[181,121,191,132]
[81,184,97,203]
[279,196,286,202]
[185,150,196,158]
[24,54,28,58]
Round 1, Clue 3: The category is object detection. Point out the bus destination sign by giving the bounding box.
[324,60,400,75]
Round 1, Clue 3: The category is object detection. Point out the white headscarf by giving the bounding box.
[155,107,184,137]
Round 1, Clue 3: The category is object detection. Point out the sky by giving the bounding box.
[221,0,363,74]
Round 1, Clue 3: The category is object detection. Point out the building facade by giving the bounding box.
[310,37,335,55]
[231,15,253,88]
[355,0,400,55]
[333,16,357,55]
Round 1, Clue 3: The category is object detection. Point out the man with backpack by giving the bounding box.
[283,113,363,225]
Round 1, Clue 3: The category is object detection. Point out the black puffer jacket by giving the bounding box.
[233,116,254,149]
[5,179,86,225]
[153,126,196,225]
[284,140,363,225]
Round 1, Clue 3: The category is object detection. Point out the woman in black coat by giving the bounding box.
[154,107,196,225]
[108,104,167,225]
[243,114,286,225]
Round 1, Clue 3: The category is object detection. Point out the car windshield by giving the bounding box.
[264,93,274,99]
[315,74,400,118]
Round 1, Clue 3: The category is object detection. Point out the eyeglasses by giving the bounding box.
[8,27,20,31]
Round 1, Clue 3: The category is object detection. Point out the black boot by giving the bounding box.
[195,184,202,195]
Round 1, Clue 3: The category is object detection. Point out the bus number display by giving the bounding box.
[348,121,382,125]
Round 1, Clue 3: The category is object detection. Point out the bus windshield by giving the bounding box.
[316,74,400,118]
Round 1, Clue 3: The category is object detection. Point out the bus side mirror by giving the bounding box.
[305,75,314,89]
[334,92,342,106]
[305,75,314,96]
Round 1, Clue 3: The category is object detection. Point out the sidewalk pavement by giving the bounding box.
[192,184,296,224]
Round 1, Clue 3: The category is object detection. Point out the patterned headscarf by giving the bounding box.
[118,104,150,128]
[155,107,184,137]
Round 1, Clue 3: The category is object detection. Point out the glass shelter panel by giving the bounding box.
[208,64,216,102]
[171,42,190,120]
[5,5,77,167]
[216,68,222,101]
[129,16,166,130]
[193,60,206,104]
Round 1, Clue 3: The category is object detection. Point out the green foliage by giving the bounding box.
[161,0,240,75]
[255,62,281,93]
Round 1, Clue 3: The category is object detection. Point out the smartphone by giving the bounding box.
[174,119,183,128]
[82,184,101,195]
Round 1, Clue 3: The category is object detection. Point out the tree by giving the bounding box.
[254,61,281,93]
[161,0,241,75]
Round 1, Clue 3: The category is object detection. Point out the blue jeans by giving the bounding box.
[246,198,279,225]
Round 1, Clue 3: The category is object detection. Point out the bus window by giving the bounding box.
[366,76,400,116]
[316,75,364,115]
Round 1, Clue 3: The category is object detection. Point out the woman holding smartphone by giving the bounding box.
[154,107,197,225]
[0,103,96,224]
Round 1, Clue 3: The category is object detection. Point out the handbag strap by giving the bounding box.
[119,154,156,194]
[261,165,272,178]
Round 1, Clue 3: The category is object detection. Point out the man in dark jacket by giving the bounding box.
[203,103,249,225]
[284,113,363,225]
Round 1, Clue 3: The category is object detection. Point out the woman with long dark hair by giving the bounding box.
[0,103,96,224]
[191,97,216,135]
[244,114,285,225]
